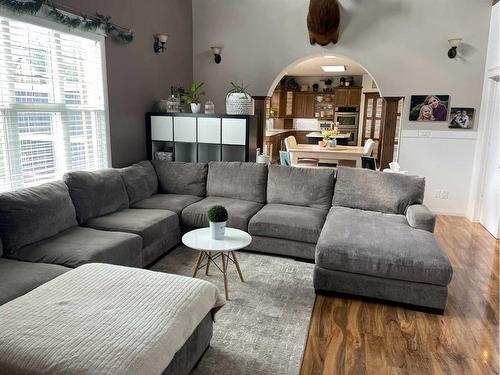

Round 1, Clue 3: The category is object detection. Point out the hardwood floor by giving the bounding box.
[301,216,499,375]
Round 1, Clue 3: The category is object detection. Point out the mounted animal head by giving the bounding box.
[307,0,341,46]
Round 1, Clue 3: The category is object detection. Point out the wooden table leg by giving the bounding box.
[355,157,361,168]
[192,251,204,278]
[205,251,211,275]
[221,252,229,300]
[231,251,244,282]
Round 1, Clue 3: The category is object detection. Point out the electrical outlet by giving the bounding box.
[434,190,441,198]
[441,190,449,199]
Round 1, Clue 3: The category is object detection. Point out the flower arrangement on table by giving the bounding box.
[320,129,340,147]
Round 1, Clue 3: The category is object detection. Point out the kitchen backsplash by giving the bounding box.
[293,119,320,131]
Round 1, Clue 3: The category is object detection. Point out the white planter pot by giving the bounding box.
[209,221,226,240]
[226,93,254,115]
[191,103,201,113]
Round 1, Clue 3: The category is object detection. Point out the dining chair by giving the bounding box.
[284,136,319,167]
[361,156,378,170]
[363,139,375,156]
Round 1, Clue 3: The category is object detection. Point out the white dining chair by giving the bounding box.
[363,139,375,156]
[284,136,319,167]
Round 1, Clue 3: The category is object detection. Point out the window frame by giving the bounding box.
[0,7,112,190]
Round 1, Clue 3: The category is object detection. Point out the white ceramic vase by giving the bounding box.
[191,103,201,113]
[209,221,226,240]
[226,93,254,115]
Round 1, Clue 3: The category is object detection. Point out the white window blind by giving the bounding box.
[0,13,109,192]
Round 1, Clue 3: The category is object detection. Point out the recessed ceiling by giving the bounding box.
[286,56,367,76]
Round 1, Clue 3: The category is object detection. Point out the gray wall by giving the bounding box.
[60,0,193,167]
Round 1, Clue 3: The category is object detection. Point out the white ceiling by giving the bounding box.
[286,56,367,76]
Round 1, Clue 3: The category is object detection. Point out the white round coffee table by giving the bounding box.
[182,227,252,300]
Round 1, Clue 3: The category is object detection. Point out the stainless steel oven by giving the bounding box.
[337,125,358,146]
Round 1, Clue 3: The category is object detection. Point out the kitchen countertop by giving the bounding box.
[265,129,292,137]
[306,132,352,138]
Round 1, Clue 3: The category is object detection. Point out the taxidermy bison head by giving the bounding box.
[307,0,340,46]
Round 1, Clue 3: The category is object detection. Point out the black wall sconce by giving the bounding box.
[210,46,222,64]
[154,34,168,53]
[448,38,462,59]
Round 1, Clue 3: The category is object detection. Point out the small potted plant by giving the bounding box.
[183,82,205,113]
[322,129,339,148]
[226,82,254,115]
[207,205,228,240]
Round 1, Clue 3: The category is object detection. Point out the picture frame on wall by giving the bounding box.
[409,95,450,122]
[449,108,475,129]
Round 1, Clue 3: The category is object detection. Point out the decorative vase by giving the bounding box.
[318,140,327,147]
[226,93,254,115]
[191,103,201,113]
[327,139,337,148]
[209,221,226,240]
[204,100,215,114]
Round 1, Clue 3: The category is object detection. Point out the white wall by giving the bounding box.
[467,2,500,235]
[193,0,492,215]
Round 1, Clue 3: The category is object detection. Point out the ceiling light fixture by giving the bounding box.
[321,65,345,72]
[324,55,336,58]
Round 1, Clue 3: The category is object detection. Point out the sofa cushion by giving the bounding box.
[182,196,263,231]
[207,162,267,204]
[333,167,425,215]
[0,181,77,255]
[248,204,327,244]
[0,258,69,305]
[118,161,158,205]
[153,161,207,197]
[64,169,129,224]
[267,165,335,210]
[316,206,453,286]
[132,194,202,214]
[9,227,142,268]
[85,208,179,248]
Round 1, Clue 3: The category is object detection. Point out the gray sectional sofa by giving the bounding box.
[0,161,453,314]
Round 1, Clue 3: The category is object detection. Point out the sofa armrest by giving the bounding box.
[406,204,436,232]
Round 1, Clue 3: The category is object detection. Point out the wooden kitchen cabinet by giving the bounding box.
[270,90,295,118]
[293,93,315,118]
[334,87,362,108]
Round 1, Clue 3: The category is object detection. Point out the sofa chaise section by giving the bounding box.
[247,165,334,259]
[0,181,142,268]
[314,167,453,311]
[65,168,180,266]
[182,162,267,231]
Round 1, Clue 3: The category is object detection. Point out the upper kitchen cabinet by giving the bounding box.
[334,87,362,108]
[293,93,315,118]
[270,90,295,118]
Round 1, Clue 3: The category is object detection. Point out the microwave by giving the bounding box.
[334,112,359,126]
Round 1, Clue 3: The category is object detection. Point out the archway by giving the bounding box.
[261,53,403,169]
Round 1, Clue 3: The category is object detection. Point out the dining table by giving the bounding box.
[287,144,365,168]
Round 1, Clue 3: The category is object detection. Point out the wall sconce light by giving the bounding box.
[447,38,462,59]
[154,33,168,53]
[210,46,222,64]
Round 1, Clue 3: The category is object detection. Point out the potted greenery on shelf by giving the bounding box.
[226,82,254,115]
[207,205,228,240]
[183,82,205,113]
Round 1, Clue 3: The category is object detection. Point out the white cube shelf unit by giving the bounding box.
[146,113,258,163]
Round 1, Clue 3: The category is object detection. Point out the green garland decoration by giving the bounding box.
[0,0,134,43]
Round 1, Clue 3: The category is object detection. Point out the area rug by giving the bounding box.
[150,246,315,375]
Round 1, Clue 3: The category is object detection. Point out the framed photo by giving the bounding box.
[409,95,450,122]
[449,108,474,129]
